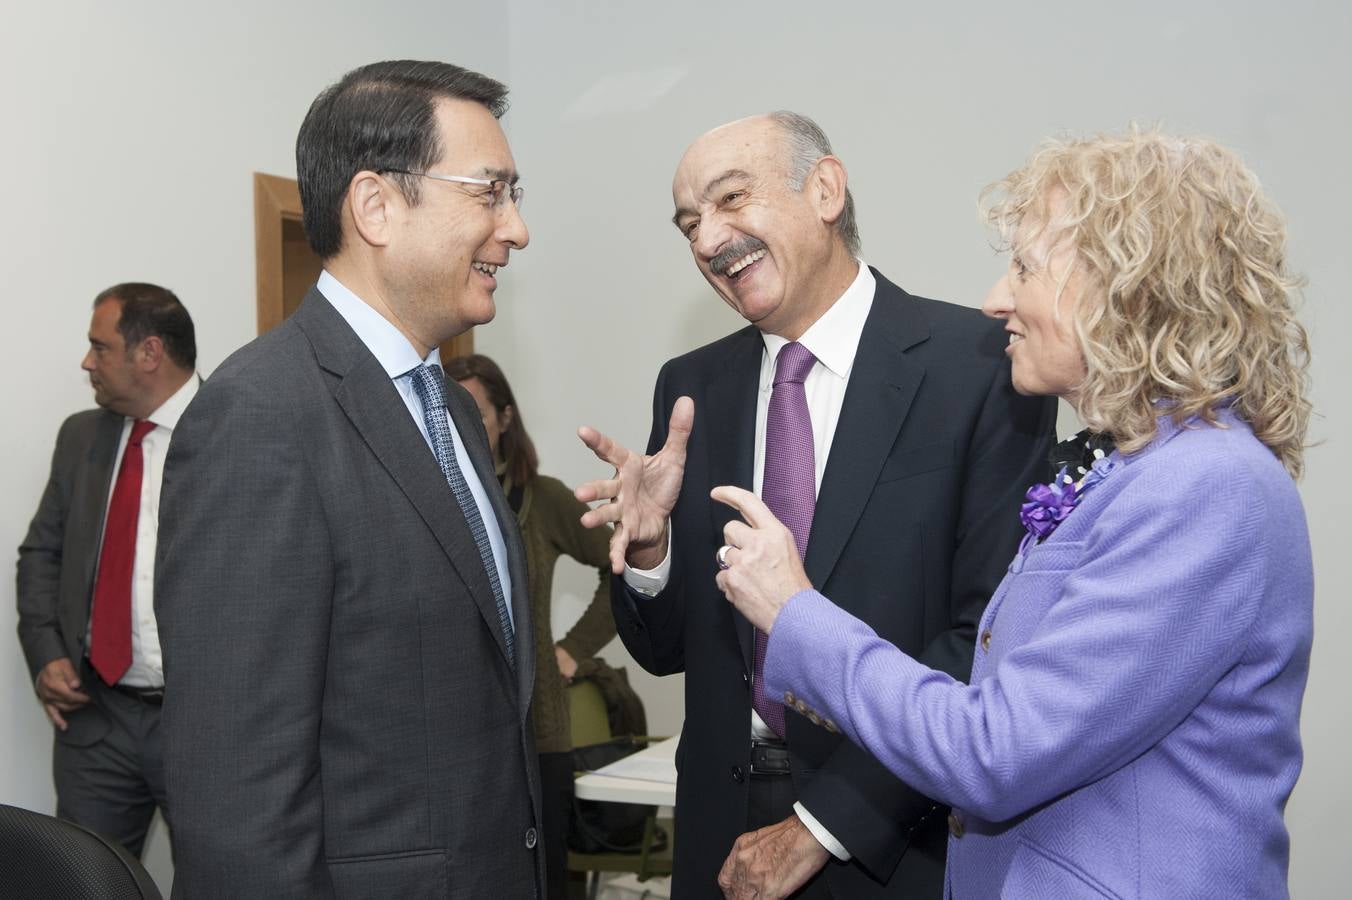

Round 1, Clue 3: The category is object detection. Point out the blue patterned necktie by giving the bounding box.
[409,363,514,666]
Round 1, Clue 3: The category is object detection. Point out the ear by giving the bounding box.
[499,404,514,431]
[346,171,396,249]
[811,155,848,227]
[135,335,165,372]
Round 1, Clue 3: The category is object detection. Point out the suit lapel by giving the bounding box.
[805,272,929,588]
[292,291,519,680]
[705,327,761,672]
[75,413,125,618]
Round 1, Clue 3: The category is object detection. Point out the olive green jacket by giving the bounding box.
[505,471,616,754]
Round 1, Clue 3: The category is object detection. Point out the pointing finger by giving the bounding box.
[710,485,779,529]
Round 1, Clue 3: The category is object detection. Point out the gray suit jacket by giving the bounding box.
[17,408,125,746]
[155,289,542,898]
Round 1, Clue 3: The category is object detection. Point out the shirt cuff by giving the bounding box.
[794,802,851,861]
[621,531,673,597]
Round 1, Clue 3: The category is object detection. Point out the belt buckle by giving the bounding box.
[114,683,164,704]
[749,739,791,776]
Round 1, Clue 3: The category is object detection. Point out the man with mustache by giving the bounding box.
[578,112,1055,898]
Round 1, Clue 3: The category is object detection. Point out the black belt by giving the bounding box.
[750,739,791,776]
[109,683,164,705]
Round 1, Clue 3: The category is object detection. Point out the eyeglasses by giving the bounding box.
[382,168,524,211]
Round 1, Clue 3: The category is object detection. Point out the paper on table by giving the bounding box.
[589,736,678,784]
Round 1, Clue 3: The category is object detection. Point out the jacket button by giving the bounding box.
[980,630,992,651]
[731,766,745,784]
[948,813,964,838]
[783,690,796,704]
[525,827,538,849]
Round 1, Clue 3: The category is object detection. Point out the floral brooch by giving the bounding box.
[1018,455,1118,555]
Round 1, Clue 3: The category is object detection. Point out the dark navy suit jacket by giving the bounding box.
[612,270,1057,897]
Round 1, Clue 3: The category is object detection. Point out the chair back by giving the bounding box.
[0,803,163,900]
[565,680,674,894]
[569,678,613,747]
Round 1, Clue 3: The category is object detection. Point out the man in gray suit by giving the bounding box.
[17,282,197,857]
[155,60,539,897]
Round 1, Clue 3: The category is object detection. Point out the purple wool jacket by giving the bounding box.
[765,410,1313,899]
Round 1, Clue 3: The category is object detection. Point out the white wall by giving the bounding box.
[1,1,1347,897]
[0,1,509,890]
[492,2,1350,897]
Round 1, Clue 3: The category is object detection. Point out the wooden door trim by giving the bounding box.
[254,172,303,335]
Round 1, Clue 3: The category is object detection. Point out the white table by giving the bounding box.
[574,733,678,807]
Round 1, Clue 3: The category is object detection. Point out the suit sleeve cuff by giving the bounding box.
[794,801,852,861]
[621,531,673,597]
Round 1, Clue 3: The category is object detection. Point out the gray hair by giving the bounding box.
[768,110,860,256]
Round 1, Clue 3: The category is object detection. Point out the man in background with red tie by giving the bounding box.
[16,282,197,858]
[576,112,1056,899]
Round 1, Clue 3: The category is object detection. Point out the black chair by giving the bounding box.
[0,803,163,900]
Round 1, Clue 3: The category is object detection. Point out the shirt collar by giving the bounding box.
[145,374,199,432]
[317,270,440,378]
[760,261,875,380]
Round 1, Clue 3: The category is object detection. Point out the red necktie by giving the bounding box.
[89,419,156,685]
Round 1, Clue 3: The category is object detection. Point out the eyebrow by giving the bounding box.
[479,166,519,184]
[671,168,753,227]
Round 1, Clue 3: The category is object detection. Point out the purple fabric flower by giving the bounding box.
[1021,467,1079,541]
[1017,457,1121,555]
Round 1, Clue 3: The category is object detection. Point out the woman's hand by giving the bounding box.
[711,486,812,633]
[554,645,578,681]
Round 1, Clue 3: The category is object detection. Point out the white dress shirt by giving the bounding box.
[89,374,199,688]
[317,270,514,630]
[625,262,877,860]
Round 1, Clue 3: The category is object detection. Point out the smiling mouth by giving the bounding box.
[1007,332,1024,345]
[472,261,500,276]
[724,249,766,279]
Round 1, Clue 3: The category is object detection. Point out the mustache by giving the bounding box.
[710,238,768,276]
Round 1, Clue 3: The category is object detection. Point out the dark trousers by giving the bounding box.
[746,772,834,899]
[539,750,575,900]
[53,673,169,859]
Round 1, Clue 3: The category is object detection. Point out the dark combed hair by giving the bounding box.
[443,354,538,486]
[296,59,510,259]
[93,282,196,369]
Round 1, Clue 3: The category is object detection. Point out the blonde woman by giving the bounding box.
[713,131,1313,899]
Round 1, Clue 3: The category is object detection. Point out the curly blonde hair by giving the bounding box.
[984,128,1311,478]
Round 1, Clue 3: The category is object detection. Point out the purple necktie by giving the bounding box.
[754,341,817,737]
